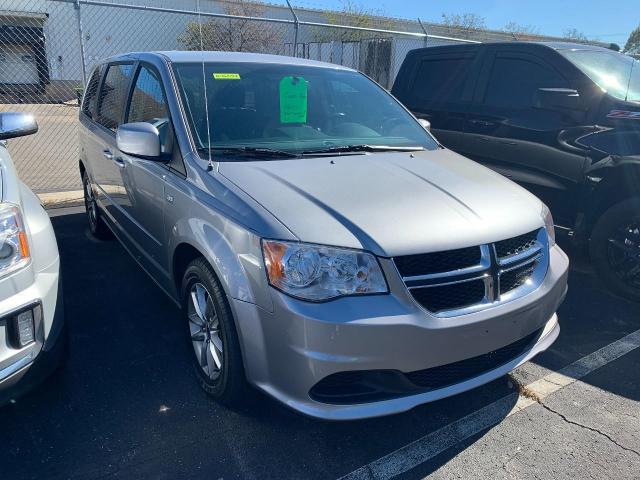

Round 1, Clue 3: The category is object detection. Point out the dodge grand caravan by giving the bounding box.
[78,51,568,420]
[393,42,640,301]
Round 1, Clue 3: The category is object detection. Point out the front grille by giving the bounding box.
[310,328,544,404]
[500,260,538,294]
[394,228,547,316]
[394,246,481,277]
[410,279,485,313]
[494,230,538,259]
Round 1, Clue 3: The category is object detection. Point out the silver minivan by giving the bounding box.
[79,51,568,420]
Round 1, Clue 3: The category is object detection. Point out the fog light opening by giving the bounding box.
[16,309,35,347]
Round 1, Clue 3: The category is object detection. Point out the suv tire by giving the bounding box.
[590,198,640,301]
[82,171,111,239]
[181,257,247,405]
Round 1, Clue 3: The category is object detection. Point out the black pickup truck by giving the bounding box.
[392,41,640,300]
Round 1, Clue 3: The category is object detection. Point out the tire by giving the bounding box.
[590,198,640,301]
[181,257,247,405]
[82,170,111,239]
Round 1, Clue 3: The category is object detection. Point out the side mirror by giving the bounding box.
[0,112,38,140]
[535,88,584,111]
[418,118,431,131]
[116,122,161,159]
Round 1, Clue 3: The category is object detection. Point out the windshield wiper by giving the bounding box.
[301,145,425,155]
[203,146,299,159]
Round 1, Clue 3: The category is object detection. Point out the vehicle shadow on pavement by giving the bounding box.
[531,236,640,402]
[0,212,637,480]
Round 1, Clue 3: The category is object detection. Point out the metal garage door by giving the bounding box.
[0,44,39,85]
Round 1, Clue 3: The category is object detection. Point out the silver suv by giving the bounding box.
[79,52,568,420]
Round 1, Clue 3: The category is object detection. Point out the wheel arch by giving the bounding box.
[172,242,207,301]
[585,161,640,236]
[170,235,264,309]
[171,240,260,376]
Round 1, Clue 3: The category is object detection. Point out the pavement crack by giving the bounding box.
[513,379,640,459]
[538,402,640,458]
[543,377,565,387]
[500,447,522,477]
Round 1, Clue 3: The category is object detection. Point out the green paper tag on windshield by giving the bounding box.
[279,76,308,123]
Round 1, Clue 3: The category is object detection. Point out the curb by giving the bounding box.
[37,190,84,208]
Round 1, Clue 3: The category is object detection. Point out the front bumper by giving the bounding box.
[0,261,64,406]
[232,245,569,420]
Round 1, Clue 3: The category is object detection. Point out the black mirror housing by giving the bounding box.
[535,88,584,112]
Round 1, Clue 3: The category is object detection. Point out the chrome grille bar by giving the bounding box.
[394,228,550,317]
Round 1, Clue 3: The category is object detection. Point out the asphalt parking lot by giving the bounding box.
[1,207,639,480]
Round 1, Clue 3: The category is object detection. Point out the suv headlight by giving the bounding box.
[0,204,30,278]
[262,240,388,301]
[541,204,556,247]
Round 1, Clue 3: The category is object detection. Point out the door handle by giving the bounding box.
[104,150,125,168]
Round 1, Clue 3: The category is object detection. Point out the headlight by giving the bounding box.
[262,240,388,301]
[0,204,30,278]
[541,204,556,247]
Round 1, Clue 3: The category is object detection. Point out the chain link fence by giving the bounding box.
[0,0,478,193]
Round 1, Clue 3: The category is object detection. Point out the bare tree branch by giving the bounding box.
[316,0,394,42]
[563,28,589,42]
[504,21,540,38]
[178,0,283,53]
[441,13,486,39]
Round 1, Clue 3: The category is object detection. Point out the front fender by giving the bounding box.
[167,214,274,313]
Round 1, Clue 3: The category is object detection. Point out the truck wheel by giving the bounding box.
[181,257,247,405]
[82,171,111,239]
[590,198,640,301]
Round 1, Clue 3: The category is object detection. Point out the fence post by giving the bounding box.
[285,0,299,57]
[417,18,428,47]
[74,0,88,85]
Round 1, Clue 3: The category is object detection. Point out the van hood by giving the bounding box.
[218,149,545,257]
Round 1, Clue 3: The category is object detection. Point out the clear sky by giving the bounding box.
[285,0,639,48]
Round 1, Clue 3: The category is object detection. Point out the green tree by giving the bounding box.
[624,26,640,55]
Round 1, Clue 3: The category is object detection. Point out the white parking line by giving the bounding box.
[338,328,640,480]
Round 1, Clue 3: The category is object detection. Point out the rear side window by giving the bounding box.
[82,67,101,118]
[96,63,134,131]
[484,56,568,109]
[410,55,474,106]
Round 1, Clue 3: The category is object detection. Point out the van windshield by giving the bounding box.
[560,49,640,103]
[172,62,438,158]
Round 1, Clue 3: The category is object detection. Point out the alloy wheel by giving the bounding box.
[83,176,98,230]
[187,282,224,380]
[607,222,640,288]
